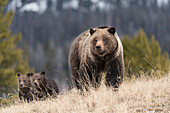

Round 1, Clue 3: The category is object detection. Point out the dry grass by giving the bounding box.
[0,73,169,113]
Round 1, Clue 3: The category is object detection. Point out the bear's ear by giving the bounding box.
[27,73,33,77]
[108,27,116,35]
[89,28,96,35]
[17,73,20,77]
[41,71,45,76]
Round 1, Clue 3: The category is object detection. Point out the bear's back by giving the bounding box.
[70,30,90,60]
[47,79,59,94]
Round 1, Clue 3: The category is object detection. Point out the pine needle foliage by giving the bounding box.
[0,0,32,99]
[122,29,170,77]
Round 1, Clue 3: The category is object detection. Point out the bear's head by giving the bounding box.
[17,73,32,89]
[30,71,46,89]
[89,26,118,57]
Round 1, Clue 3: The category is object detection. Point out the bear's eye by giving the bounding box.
[94,39,97,43]
[19,80,21,83]
[38,79,40,81]
[23,80,26,82]
[33,79,35,81]
[103,38,106,42]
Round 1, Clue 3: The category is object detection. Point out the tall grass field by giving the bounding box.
[0,72,169,113]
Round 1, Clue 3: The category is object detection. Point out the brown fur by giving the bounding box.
[30,71,59,99]
[17,73,33,102]
[69,26,124,90]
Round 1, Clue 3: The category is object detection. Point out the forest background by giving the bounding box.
[0,0,169,100]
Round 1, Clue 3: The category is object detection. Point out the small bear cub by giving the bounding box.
[17,73,33,102]
[30,71,59,99]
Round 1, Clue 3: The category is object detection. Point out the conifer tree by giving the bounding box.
[122,29,170,76]
[0,0,32,97]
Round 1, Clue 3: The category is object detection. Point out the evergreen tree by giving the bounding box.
[0,0,32,97]
[122,29,170,76]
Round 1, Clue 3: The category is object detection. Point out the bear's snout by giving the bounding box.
[95,40,104,52]
[34,82,37,86]
[96,45,101,50]
[20,84,23,87]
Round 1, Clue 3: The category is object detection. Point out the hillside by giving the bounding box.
[6,0,170,90]
[0,73,169,113]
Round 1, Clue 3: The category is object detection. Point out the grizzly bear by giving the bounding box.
[69,26,124,90]
[17,73,33,102]
[30,71,59,99]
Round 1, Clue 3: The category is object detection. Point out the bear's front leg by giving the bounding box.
[72,76,83,90]
[79,62,96,90]
[104,58,123,88]
[18,90,24,101]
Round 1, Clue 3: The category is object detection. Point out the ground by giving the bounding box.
[0,72,169,113]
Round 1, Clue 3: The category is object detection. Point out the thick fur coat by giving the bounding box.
[69,26,124,90]
[17,73,33,102]
[30,71,59,99]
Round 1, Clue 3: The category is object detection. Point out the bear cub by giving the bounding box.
[30,71,59,99]
[17,73,33,102]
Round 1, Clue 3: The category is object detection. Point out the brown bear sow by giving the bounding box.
[17,73,33,102]
[30,71,59,99]
[69,26,124,90]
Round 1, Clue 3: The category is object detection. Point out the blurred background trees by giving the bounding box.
[0,0,32,99]
[122,29,170,76]
[0,0,169,97]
